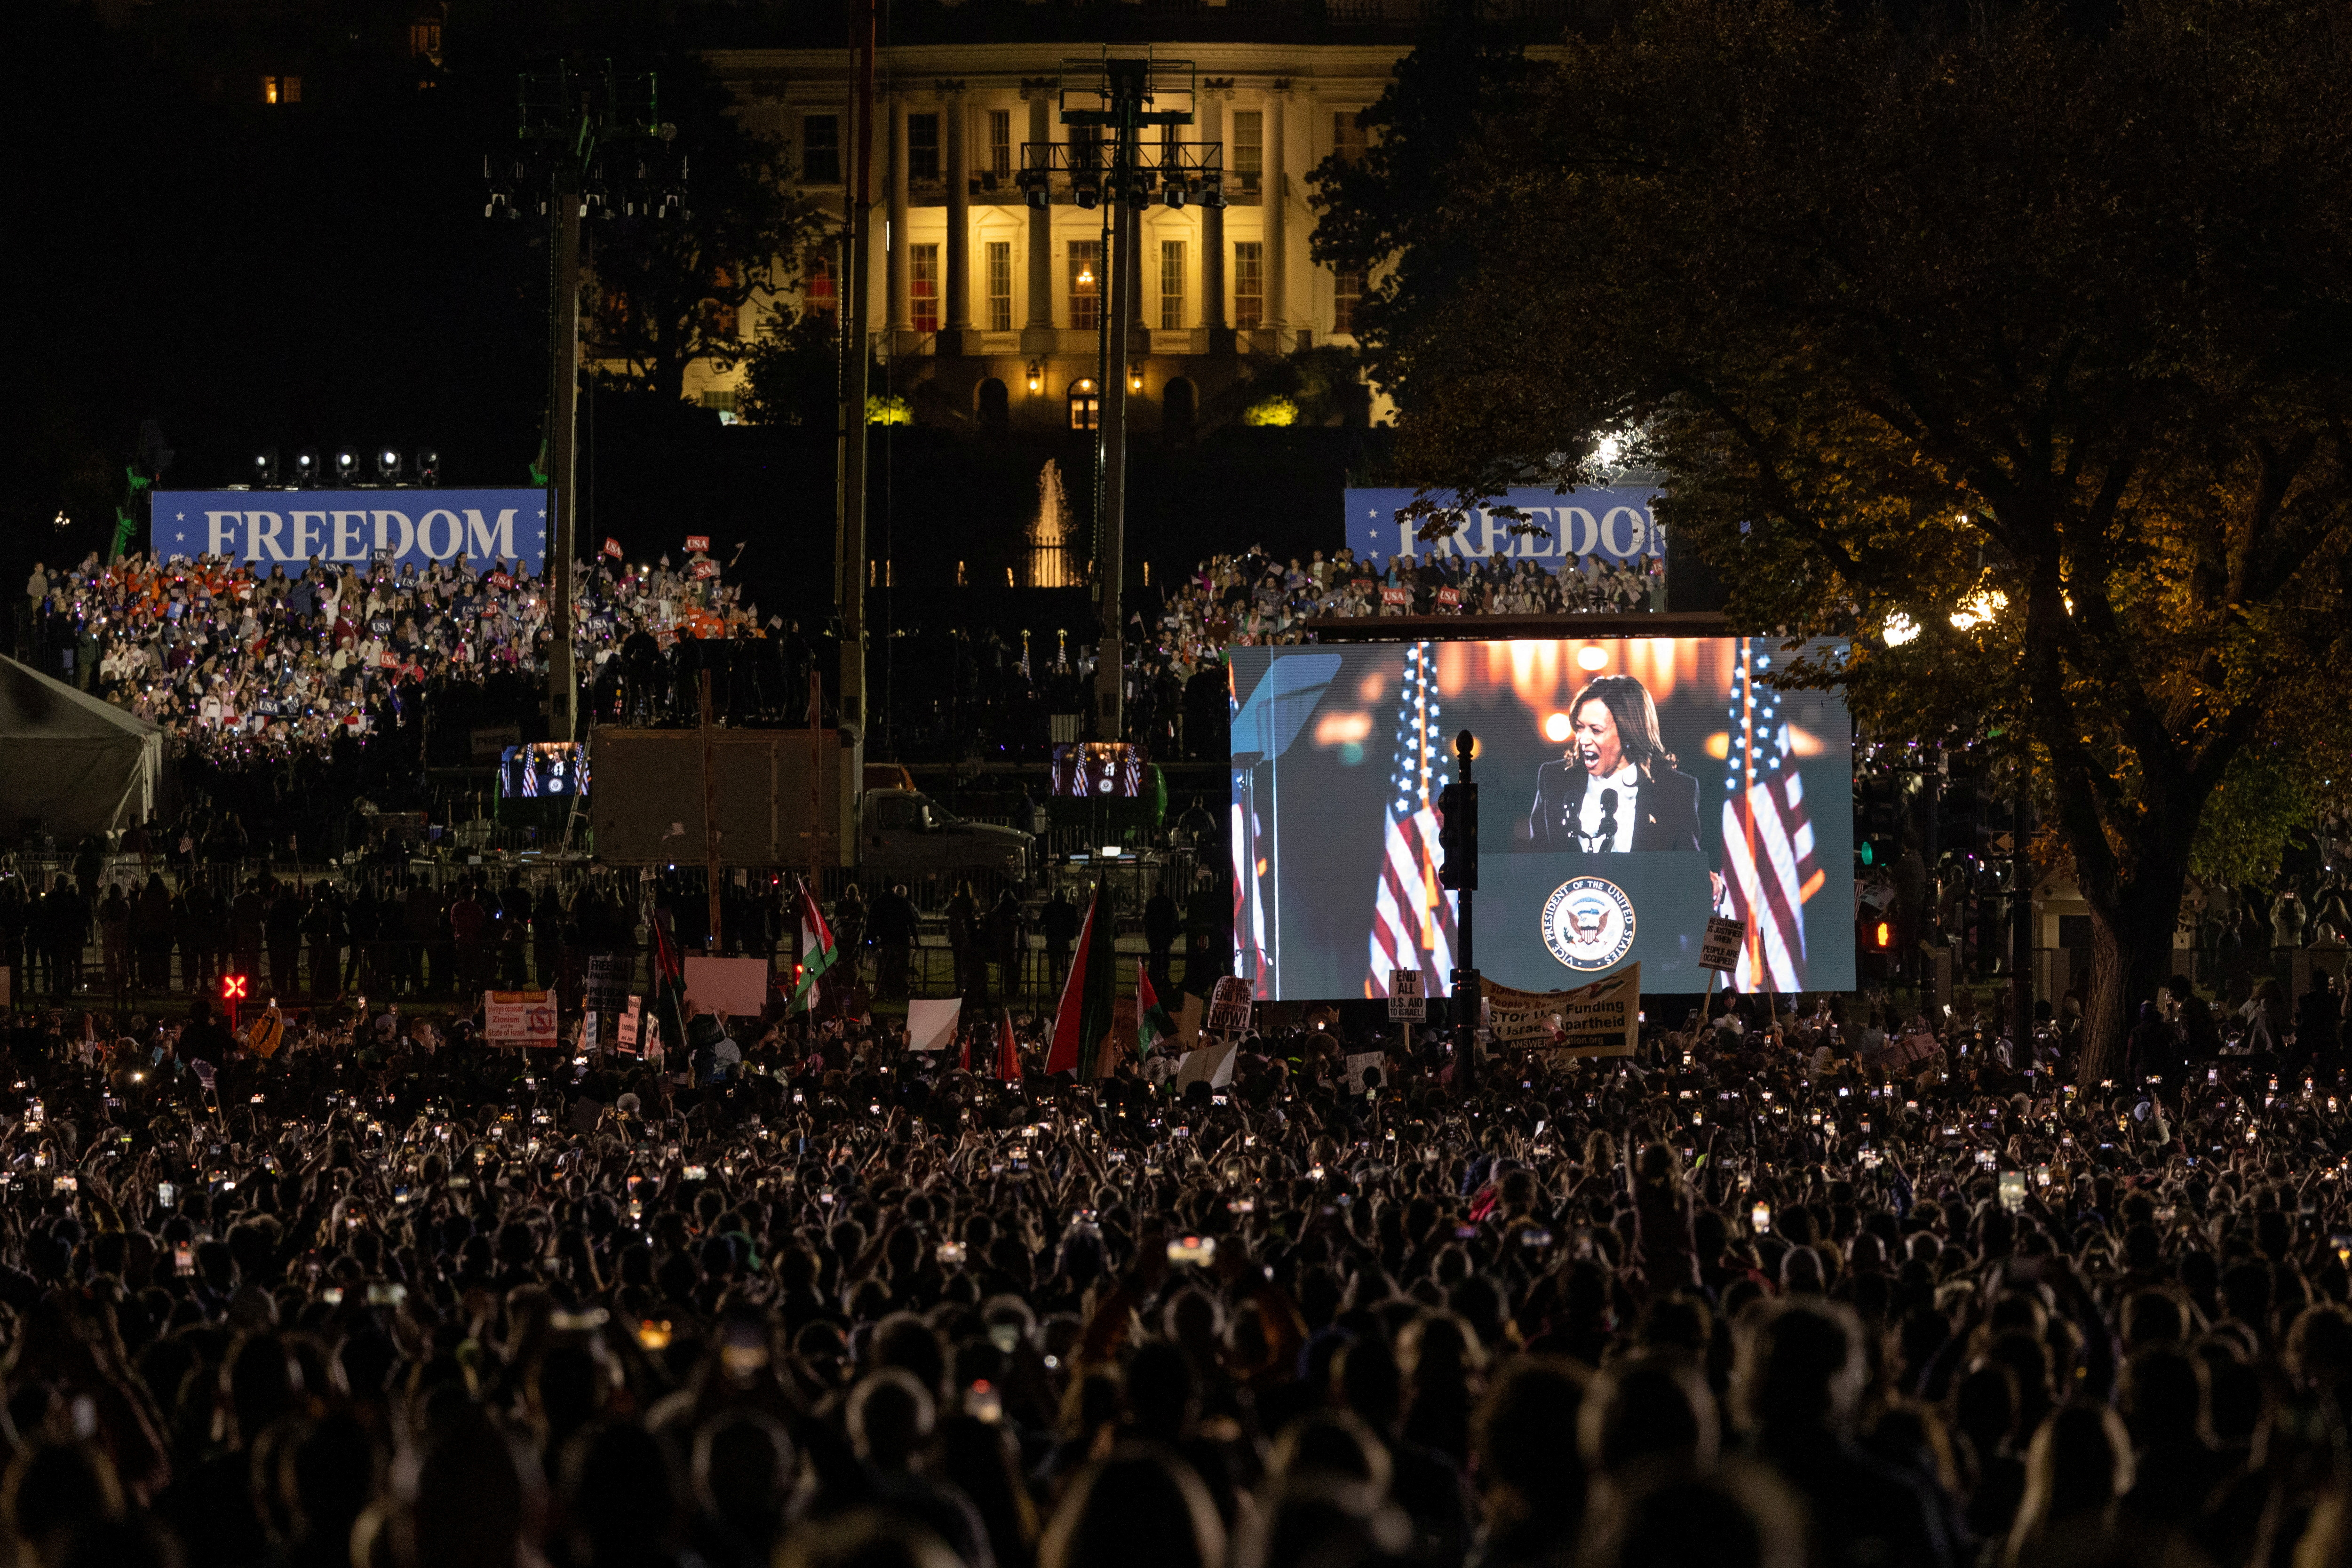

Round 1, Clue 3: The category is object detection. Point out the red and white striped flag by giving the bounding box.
[1719,637,1823,993]
[1365,641,1457,999]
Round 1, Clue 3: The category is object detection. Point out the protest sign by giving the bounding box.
[1176,1038,1239,1090]
[485,990,559,1046]
[683,957,767,1019]
[585,954,628,1019]
[1344,1051,1390,1092]
[1208,977,1253,1034]
[1866,1031,1941,1071]
[1700,917,1746,973]
[615,996,642,1052]
[1485,964,1642,1059]
[907,998,962,1052]
[1387,968,1427,1022]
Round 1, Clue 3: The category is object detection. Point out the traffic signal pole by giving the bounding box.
[1439,728,1479,1098]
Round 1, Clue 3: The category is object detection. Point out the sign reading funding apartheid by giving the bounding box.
[1486,963,1642,1059]
[151,488,548,574]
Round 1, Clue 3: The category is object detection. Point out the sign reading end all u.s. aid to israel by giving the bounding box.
[152,488,548,575]
[1344,486,1665,572]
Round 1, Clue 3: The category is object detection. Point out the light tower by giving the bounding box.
[1018,52,1224,740]
[485,64,683,741]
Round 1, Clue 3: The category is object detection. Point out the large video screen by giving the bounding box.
[1051,742,1148,798]
[1230,637,1855,1000]
[500,742,587,800]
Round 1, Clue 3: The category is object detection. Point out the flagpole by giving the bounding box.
[1740,637,1760,990]
[699,669,722,953]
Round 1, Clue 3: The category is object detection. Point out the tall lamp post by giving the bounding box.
[486,64,683,742]
[1018,53,1223,740]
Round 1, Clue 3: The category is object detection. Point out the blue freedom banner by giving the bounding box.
[151,489,548,574]
[1344,486,1664,570]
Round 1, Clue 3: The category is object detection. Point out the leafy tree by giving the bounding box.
[584,55,827,403]
[1318,0,2352,1073]
[1306,7,1541,402]
[737,307,843,428]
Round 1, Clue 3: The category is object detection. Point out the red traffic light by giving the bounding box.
[222,974,248,1001]
[1872,921,1892,950]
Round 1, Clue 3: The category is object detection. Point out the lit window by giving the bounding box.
[806,253,837,316]
[1233,241,1263,330]
[1334,267,1365,336]
[908,113,941,182]
[986,241,1013,332]
[988,110,1012,179]
[1332,111,1367,165]
[410,20,443,59]
[803,115,842,185]
[1160,240,1186,331]
[1068,378,1100,431]
[910,243,940,333]
[1231,111,1262,194]
[1068,240,1101,331]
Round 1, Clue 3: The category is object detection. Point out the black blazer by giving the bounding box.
[1526,758,1704,852]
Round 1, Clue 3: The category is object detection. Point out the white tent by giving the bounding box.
[0,654,161,841]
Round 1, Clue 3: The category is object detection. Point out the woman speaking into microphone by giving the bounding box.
[1525,673,1703,853]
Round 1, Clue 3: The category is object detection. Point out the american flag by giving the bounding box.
[1366,641,1458,997]
[1720,638,1822,993]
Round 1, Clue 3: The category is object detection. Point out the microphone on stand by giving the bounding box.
[1596,788,1620,852]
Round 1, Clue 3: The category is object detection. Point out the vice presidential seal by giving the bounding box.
[1542,876,1637,971]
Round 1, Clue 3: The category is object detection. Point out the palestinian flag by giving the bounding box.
[1138,961,1177,1057]
[1044,884,1117,1078]
[997,1010,1022,1082]
[650,908,691,1059]
[790,882,837,1013]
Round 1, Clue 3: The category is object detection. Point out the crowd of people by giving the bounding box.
[18,547,804,769]
[1154,547,1663,663]
[7,958,2352,1568]
[14,541,1663,788]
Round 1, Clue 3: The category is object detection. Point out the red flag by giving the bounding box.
[685,534,711,554]
[1045,885,1117,1077]
[603,537,623,560]
[998,1010,1021,1081]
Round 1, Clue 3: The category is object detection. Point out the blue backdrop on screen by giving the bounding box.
[1345,486,1664,570]
[151,489,548,574]
[1229,637,1854,1001]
